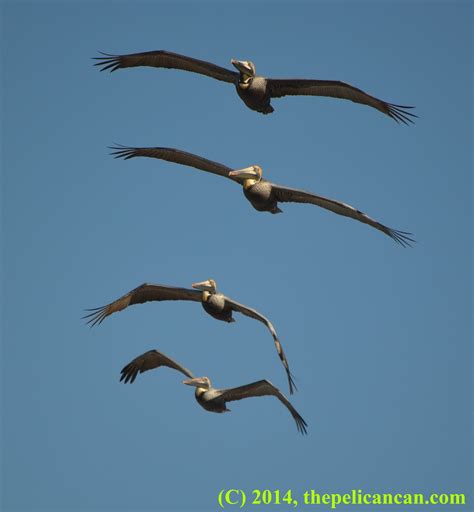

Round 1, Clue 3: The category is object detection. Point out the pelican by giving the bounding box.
[110,145,414,247]
[84,279,296,393]
[94,50,416,123]
[120,349,307,434]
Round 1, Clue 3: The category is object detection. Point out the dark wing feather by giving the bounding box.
[120,349,194,384]
[109,144,240,182]
[94,50,238,83]
[223,296,296,394]
[217,379,307,434]
[267,79,416,124]
[83,283,202,327]
[271,183,415,247]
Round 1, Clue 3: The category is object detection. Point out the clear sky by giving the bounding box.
[1,1,472,511]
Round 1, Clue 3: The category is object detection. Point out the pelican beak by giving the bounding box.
[229,166,260,180]
[231,59,252,75]
[183,377,205,388]
[192,280,212,291]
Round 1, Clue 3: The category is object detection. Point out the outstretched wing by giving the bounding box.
[83,283,202,327]
[218,379,307,434]
[267,78,416,124]
[94,50,238,83]
[223,296,296,395]
[120,349,194,384]
[110,145,240,182]
[271,183,415,247]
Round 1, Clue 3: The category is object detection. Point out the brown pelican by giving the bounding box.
[94,50,416,123]
[120,348,307,434]
[84,279,296,393]
[110,145,414,247]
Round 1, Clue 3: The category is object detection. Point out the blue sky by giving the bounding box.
[1,1,472,511]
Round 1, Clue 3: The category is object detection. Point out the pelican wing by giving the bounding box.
[217,379,307,434]
[110,145,241,182]
[83,283,202,327]
[120,349,194,384]
[271,183,415,247]
[94,50,238,83]
[267,78,416,124]
[223,296,296,394]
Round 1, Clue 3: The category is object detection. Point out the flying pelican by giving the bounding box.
[84,279,296,393]
[110,145,414,247]
[120,348,307,434]
[94,50,416,123]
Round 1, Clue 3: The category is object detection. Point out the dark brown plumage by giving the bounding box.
[120,349,194,384]
[95,50,237,82]
[266,78,415,123]
[83,283,202,327]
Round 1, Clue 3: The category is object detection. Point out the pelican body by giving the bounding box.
[119,349,307,434]
[236,168,282,214]
[243,181,280,213]
[235,76,272,114]
[187,377,229,413]
[94,50,416,123]
[231,61,274,114]
[201,289,234,322]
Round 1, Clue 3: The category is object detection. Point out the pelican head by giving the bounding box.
[228,165,263,184]
[183,376,212,390]
[192,279,217,293]
[231,59,256,78]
